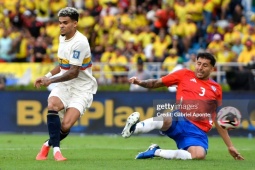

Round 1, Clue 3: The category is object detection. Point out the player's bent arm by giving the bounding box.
[44,66,61,78]
[215,120,244,160]
[137,78,165,88]
[49,65,80,84]
[49,66,61,76]
[214,120,234,147]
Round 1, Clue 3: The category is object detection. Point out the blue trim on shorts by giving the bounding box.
[161,110,208,152]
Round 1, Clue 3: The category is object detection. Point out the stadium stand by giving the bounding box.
[0,0,255,90]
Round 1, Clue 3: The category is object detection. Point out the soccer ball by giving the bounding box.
[217,106,241,130]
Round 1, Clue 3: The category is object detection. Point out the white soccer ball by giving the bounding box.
[217,106,241,130]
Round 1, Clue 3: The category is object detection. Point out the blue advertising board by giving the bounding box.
[0,91,254,135]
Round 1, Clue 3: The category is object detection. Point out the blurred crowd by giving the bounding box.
[0,0,255,84]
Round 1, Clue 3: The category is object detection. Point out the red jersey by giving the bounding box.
[162,69,222,132]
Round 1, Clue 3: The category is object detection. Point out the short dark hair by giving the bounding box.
[58,7,79,21]
[137,57,144,65]
[196,52,216,66]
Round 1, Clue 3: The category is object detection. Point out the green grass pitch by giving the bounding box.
[0,134,254,170]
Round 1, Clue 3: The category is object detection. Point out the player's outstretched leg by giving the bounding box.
[135,144,160,159]
[155,149,192,160]
[122,112,164,138]
[121,112,140,138]
[135,144,192,160]
[36,142,51,160]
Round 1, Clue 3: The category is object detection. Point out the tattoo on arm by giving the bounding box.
[50,65,80,83]
[139,79,164,88]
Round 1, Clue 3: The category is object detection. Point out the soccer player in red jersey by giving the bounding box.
[122,52,244,160]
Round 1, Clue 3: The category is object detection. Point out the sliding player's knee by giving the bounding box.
[161,117,172,131]
[191,152,206,160]
[188,147,206,160]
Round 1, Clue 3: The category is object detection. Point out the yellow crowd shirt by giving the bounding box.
[237,49,255,64]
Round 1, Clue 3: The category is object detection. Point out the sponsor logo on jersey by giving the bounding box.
[190,78,197,83]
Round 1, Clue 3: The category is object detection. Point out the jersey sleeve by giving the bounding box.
[69,40,91,66]
[216,85,222,107]
[161,69,187,87]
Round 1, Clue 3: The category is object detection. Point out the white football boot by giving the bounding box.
[121,112,140,138]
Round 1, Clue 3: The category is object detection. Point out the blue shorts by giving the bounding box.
[161,112,208,152]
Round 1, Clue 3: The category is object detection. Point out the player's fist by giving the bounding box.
[34,77,51,88]
[129,76,140,84]
[34,77,43,88]
[40,77,51,87]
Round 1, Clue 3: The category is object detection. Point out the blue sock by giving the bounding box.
[47,110,60,147]
[48,129,70,146]
[60,129,70,141]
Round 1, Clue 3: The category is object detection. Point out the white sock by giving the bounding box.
[44,140,49,146]
[134,117,164,134]
[155,149,192,160]
[53,147,60,155]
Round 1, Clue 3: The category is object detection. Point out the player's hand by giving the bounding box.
[129,76,140,84]
[34,77,51,88]
[228,146,244,160]
[40,77,51,87]
[34,77,44,88]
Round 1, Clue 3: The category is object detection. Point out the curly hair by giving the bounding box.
[58,7,79,21]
